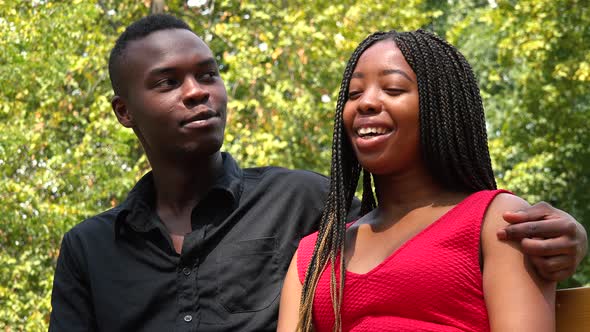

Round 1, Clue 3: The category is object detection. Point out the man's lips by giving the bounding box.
[180,109,219,128]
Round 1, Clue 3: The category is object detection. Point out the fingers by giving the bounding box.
[502,201,555,224]
[529,255,577,282]
[520,237,577,257]
[499,217,577,241]
[496,201,584,282]
[545,270,575,282]
[522,237,578,281]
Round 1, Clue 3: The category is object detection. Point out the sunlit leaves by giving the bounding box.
[1,0,588,329]
[448,0,590,286]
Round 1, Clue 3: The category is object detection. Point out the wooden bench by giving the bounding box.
[556,287,590,331]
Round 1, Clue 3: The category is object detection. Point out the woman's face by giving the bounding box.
[343,40,421,176]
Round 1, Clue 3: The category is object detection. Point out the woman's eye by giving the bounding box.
[385,88,404,96]
[348,91,361,100]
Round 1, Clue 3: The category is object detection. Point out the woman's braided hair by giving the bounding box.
[297,29,496,331]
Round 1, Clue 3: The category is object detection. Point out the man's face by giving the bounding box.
[114,28,228,160]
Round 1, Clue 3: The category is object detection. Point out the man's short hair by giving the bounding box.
[108,14,193,96]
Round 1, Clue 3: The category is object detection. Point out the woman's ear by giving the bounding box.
[111,96,134,128]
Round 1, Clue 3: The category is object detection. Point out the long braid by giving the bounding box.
[425,31,482,188]
[394,30,496,191]
[297,31,390,332]
[396,32,445,178]
[431,35,477,186]
[418,32,475,188]
[298,29,497,331]
[411,33,454,179]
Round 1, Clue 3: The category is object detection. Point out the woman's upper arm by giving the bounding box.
[482,193,556,332]
[278,251,303,332]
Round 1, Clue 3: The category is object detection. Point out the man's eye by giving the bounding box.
[199,71,218,82]
[155,79,178,88]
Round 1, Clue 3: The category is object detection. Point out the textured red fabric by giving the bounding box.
[297,190,509,332]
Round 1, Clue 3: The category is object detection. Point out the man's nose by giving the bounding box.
[182,76,209,106]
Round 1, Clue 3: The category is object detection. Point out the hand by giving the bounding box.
[496,201,588,282]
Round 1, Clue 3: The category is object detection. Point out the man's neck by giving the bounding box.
[141,151,223,254]
[150,151,223,219]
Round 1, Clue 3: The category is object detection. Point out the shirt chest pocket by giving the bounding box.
[215,237,280,313]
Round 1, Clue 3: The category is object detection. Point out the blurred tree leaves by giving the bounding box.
[445,0,590,286]
[0,1,147,329]
[0,0,587,330]
[169,0,436,171]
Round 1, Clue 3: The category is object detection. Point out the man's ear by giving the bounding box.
[112,96,134,128]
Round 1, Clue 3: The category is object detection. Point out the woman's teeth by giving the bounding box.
[357,127,390,137]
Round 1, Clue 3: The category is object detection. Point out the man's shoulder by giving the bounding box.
[241,166,330,198]
[243,166,329,186]
[237,166,330,236]
[64,205,123,240]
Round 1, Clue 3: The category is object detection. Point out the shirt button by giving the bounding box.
[182,267,191,276]
[183,314,193,322]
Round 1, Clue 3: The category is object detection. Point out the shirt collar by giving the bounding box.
[115,152,243,234]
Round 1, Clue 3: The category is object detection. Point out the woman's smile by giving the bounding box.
[343,40,420,175]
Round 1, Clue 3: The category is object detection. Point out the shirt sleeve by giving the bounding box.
[49,231,97,331]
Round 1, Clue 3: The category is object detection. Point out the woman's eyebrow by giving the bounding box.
[350,68,414,82]
[381,69,414,82]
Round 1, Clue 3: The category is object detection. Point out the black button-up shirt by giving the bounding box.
[49,153,352,331]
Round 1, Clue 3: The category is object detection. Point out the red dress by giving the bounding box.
[297,190,509,331]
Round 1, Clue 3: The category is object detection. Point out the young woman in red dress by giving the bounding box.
[278,30,555,332]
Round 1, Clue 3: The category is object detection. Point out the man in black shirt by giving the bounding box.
[49,14,587,331]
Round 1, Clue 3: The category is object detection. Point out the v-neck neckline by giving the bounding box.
[344,191,478,277]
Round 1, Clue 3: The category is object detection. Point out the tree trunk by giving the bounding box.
[150,0,165,14]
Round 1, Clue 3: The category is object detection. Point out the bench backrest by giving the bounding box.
[556,286,590,331]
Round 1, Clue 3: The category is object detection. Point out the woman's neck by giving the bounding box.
[372,164,464,220]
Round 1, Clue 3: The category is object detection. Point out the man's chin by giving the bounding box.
[181,139,224,158]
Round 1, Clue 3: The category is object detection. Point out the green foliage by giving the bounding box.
[0,0,147,329]
[445,0,590,287]
[0,0,588,330]
[168,0,437,172]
